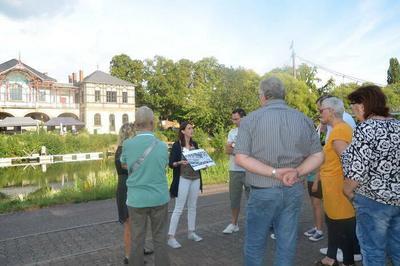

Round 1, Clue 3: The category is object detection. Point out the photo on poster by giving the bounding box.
[182,149,216,171]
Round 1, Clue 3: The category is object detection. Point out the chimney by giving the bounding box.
[72,72,76,83]
[68,75,72,83]
[79,70,84,82]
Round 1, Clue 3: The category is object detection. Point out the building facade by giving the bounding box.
[0,59,135,134]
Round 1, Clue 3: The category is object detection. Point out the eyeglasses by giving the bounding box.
[318,108,331,114]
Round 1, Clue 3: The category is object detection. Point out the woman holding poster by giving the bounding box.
[167,121,203,249]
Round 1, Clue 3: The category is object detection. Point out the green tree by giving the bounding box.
[384,84,400,112]
[387,57,400,85]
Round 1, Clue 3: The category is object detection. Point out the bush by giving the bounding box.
[210,129,227,153]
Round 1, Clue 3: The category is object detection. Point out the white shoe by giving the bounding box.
[223,223,239,234]
[319,247,328,255]
[188,232,203,242]
[319,248,361,262]
[167,238,181,249]
[354,254,362,262]
[270,233,276,240]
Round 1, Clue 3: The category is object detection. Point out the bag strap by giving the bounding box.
[128,138,158,175]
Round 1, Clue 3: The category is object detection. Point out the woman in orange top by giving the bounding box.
[316,97,357,266]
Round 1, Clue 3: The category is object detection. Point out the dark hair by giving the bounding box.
[316,94,333,104]
[178,121,194,147]
[347,85,390,119]
[232,108,246,117]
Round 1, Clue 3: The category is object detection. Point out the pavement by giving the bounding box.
[0,184,346,266]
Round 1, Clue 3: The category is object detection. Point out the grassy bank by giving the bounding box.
[0,154,229,214]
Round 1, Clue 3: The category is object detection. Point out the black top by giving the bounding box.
[115,146,128,176]
[169,140,203,198]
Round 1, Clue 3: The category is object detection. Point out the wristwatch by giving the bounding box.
[271,168,276,179]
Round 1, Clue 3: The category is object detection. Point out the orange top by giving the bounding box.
[320,122,355,219]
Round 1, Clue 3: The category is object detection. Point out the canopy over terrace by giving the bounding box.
[44,117,85,127]
[0,117,39,127]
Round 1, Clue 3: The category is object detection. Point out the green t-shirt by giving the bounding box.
[120,132,169,208]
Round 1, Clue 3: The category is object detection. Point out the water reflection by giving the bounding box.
[0,159,116,199]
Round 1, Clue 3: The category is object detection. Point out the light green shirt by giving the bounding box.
[120,132,169,208]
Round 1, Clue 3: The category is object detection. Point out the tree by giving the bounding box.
[387,57,400,85]
[110,54,145,105]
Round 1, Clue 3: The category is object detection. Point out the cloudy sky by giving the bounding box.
[1,0,399,85]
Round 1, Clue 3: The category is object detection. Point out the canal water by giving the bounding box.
[0,159,116,199]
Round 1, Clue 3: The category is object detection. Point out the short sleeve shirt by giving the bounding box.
[120,132,170,208]
[319,122,355,219]
[341,119,400,206]
[227,127,245,172]
[235,100,322,188]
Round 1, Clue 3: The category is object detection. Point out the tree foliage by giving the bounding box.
[109,54,400,136]
[387,57,400,85]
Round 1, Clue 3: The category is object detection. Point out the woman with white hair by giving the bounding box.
[315,97,357,266]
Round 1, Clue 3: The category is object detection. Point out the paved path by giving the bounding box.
[0,184,335,265]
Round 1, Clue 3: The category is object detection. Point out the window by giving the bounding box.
[122,92,128,103]
[94,113,101,126]
[122,114,129,124]
[10,83,22,101]
[106,91,117,103]
[109,114,115,131]
[95,90,100,102]
[39,89,46,102]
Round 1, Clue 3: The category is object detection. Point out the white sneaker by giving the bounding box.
[270,233,276,240]
[319,247,328,255]
[354,254,362,262]
[167,238,181,249]
[223,223,239,234]
[188,232,203,242]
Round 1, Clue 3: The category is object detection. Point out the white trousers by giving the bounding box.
[168,177,200,236]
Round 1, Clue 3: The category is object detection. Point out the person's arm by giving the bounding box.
[169,142,188,168]
[225,142,234,155]
[343,178,358,200]
[311,171,320,192]
[332,139,349,156]
[295,152,325,177]
[120,144,128,169]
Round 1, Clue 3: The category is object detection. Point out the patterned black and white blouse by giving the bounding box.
[341,118,400,206]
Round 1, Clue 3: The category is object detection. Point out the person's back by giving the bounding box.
[235,77,323,266]
[122,135,169,208]
[120,106,170,266]
[240,100,320,188]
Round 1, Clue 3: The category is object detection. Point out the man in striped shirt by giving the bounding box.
[235,77,324,266]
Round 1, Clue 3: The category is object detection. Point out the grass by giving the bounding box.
[0,154,229,214]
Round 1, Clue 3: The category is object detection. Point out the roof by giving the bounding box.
[0,59,56,82]
[44,117,85,126]
[0,117,39,127]
[82,70,134,86]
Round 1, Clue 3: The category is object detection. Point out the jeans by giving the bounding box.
[128,204,170,266]
[353,194,400,266]
[244,182,304,266]
[168,177,200,235]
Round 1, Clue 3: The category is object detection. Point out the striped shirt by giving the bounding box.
[235,99,322,188]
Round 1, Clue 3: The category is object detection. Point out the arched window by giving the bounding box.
[122,114,129,124]
[94,113,101,126]
[109,114,115,132]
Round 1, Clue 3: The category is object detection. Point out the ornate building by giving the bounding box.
[0,59,135,134]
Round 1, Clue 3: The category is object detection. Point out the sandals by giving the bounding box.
[315,259,339,266]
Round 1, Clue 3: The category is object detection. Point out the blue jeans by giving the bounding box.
[244,182,304,266]
[353,194,400,266]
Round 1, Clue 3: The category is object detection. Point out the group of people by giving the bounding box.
[114,76,399,266]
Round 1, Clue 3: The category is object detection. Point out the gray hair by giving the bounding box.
[259,77,286,100]
[118,122,135,146]
[321,97,344,118]
[135,106,154,129]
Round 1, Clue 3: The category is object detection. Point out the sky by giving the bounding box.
[0,0,399,85]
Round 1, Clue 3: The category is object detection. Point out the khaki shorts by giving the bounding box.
[229,171,250,209]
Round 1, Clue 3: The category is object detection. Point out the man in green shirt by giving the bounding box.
[121,106,170,266]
